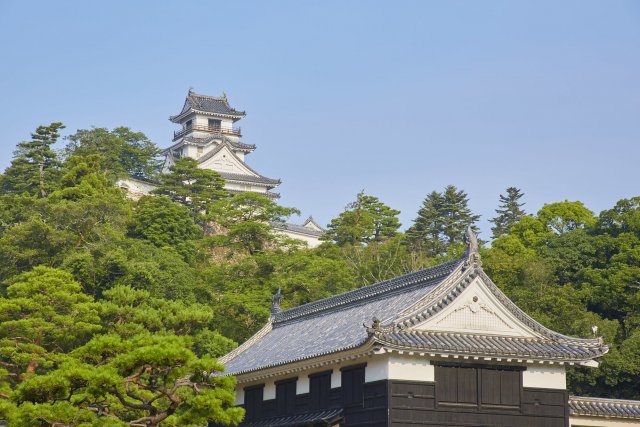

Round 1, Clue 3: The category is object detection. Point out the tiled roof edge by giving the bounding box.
[570,395,640,419]
[272,257,465,324]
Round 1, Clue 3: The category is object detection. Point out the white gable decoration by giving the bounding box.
[411,277,538,338]
[199,144,257,177]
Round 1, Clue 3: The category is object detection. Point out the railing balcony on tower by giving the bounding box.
[173,124,242,141]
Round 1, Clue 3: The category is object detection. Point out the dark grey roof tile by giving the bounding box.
[570,396,640,419]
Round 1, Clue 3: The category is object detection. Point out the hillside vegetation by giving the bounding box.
[0,124,638,426]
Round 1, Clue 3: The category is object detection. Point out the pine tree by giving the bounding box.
[64,126,161,179]
[153,157,228,220]
[1,122,65,197]
[441,185,480,246]
[406,191,445,256]
[407,185,480,256]
[490,186,526,239]
[322,191,400,245]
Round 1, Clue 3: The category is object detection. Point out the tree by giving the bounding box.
[210,192,299,255]
[153,157,228,222]
[0,267,102,386]
[406,191,445,256]
[12,333,243,426]
[1,122,65,198]
[407,185,480,256]
[65,127,162,179]
[490,187,526,239]
[129,196,202,261]
[322,191,400,246]
[537,201,596,235]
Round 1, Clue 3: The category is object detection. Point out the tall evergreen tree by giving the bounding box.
[440,185,480,246]
[322,191,401,246]
[1,122,65,198]
[64,127,161,179]
[153,157,228,221]
[490,187,526,239]
[407,185,480,256]
[406,191,445,256]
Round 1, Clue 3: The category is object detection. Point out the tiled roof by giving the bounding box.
[221,258,464,375]
[570,396,640,419]
[195,140,280,187]
[270,221,324,237]
[220,172,281,186]
[373,330,607,361]
[227,189,281,199]
[221,230,608,377]
[170,90,246,122]
[182,136,256,152]
[302,216,324,231]
[240,408,343,427]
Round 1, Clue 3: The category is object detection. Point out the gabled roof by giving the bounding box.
[221,257,465,375]
[182,136,256,153]
[220,172,281,187]
[302,216,324,231]
[270,221,324,237]
[170,90,246,123]
[570,396,640,419]
[221,229,608,377]
[196,140,280,188]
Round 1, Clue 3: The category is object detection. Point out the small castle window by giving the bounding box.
[185,119,192,129]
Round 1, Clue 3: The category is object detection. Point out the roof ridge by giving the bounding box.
[570,396,640,405]
[273,257,465,324]
[188,90,226,101]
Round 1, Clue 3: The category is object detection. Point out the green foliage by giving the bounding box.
[3,120,640,421]
[1,122,65,198]
[13,334,242,427]
[322,191,400,246]
[211,192,300,255]
[65,127,162,179]
[0,267,102,386]
[483,197,640,399]
[407,185,480,256]
[537,201,596,234]
[490,186,526,239]
[129,196,201,260]
[154,157,228,222]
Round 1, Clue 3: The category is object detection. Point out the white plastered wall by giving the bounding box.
[234,355,568,406]
[522,364,566,389]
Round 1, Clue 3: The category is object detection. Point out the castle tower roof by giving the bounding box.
[170,89,246,123]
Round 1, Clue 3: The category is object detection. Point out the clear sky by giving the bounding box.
[1,1,638,236]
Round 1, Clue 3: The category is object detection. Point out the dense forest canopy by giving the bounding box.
[0,123,638,426]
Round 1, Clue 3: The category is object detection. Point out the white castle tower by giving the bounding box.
[162,89,281,198]
[118,89,323,247]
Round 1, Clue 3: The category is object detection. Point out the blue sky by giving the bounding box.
[1,1,639,236]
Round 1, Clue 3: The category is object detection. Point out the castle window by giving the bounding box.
[275,378,297,416]
[208,118,221,128]
[243,384,264,421]
[185,119,192,129]
[341,364,365,406]
[435,364,522,409]
[309,370,332,410]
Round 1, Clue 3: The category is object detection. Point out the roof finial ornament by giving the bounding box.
[222,91,228,100]
[188,86,194,93]
[464,225,481,268]
[271,288,283,315]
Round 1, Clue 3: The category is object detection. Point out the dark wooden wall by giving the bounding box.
[224,364,570,427]
[389,380,569,427]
